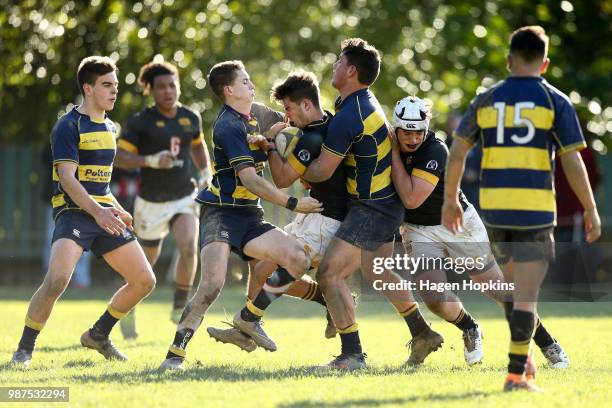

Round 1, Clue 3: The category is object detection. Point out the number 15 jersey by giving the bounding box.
[454,76,585,229]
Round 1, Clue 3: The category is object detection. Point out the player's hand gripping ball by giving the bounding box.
[275,127,302,158]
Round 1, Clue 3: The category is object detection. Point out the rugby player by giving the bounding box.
[11,56,156,366]
[303,39,443,370]
[207,70,350,351]
[391,95,569,369]
[442,26,601,391]
[115,61,212,337]
[159,61,322,371]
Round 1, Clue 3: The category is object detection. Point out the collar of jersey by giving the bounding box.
[223,103,252,121]
[303,111,332,130]
[72,106,108,124]
[336,88,369,109]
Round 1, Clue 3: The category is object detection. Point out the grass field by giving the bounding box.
[1,285,611,407]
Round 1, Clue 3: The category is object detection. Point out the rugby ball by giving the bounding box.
[275,127,302,158]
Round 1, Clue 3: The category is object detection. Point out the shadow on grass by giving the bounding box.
[29,363,460,384]
[277,391,494,407]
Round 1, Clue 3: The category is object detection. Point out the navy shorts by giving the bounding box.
[488,227,555,264]
[335,196,405,251]
[199,205,276,261]
[52,210,136,258]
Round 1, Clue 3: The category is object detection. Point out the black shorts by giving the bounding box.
[52,210,136,258]
[487,227,555,264]
[336,196,404,251]
[199,205,276,261]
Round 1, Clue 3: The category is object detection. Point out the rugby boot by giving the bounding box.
[405,326,444,366]
[80,329,128,361]
[207,326,257,352]
[232,311,277,352]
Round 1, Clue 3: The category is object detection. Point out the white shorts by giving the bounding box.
[401,204,496,274]
[133,194,199,242]
[283,213,341,269]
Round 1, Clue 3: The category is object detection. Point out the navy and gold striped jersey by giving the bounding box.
[50,107,117,219]
[118,105,203,202]
[196,104,280,208]
[454,76,586,229]
[322,89,395,200]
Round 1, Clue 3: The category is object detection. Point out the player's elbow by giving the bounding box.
[276,178,293,189]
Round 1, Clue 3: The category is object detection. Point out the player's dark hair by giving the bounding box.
[138,61,179,94]
[271,70,321,108]
[77,56,117,96]
[208,60,245,101]
[509,26,549,62]
[340,38,380,85]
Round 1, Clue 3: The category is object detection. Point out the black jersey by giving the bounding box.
[118,105,203,202]
[286,112,348,222]
[401,131,468,225]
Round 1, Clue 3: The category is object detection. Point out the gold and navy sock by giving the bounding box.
[18,316,44,352]
[532,318,556,349]
[240,299,265,322]
[399,304,429,337]
[504,301,554,349]
[508,310,535,375]
[166,328,194,360]
[301,281,326,307]
[447,308,478,332]
[241,267,296,322]
[91,305,126,339]
[338,323,362,354]
[173,284,192,310]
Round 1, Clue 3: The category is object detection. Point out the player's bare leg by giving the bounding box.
[170,213,199,323]
[478,260,568,370]
[161,242,230,370]
[79,240,156,361]
[503,260,547,392]
[315,238,365,369]
[11,239,82,366]
[119,241,161,339]
[361,241,443,366]
[415,268,483,365]
[230,229,310,351]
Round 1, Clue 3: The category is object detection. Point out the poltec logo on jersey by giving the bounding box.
[426,160,438,170]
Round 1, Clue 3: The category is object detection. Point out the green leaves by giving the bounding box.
[1,0,609,149]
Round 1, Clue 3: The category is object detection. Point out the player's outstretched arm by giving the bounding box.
[237,166,322,214]
[56,162,126,235]
[441,138,472,233]
[302,149,342,183]
[559,150,602,243]
[115,147,174,170]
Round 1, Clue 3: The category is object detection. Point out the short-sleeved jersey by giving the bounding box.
[454,76,586,229]
[117,105,203,202]
[196,104,272,208]
[286,112,348,221]
[50,107,117,219]
[251,102,284,135]
[322,89,395,200]
[401,131,468,225]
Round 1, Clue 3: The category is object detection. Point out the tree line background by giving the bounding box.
[1,0,610,151]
